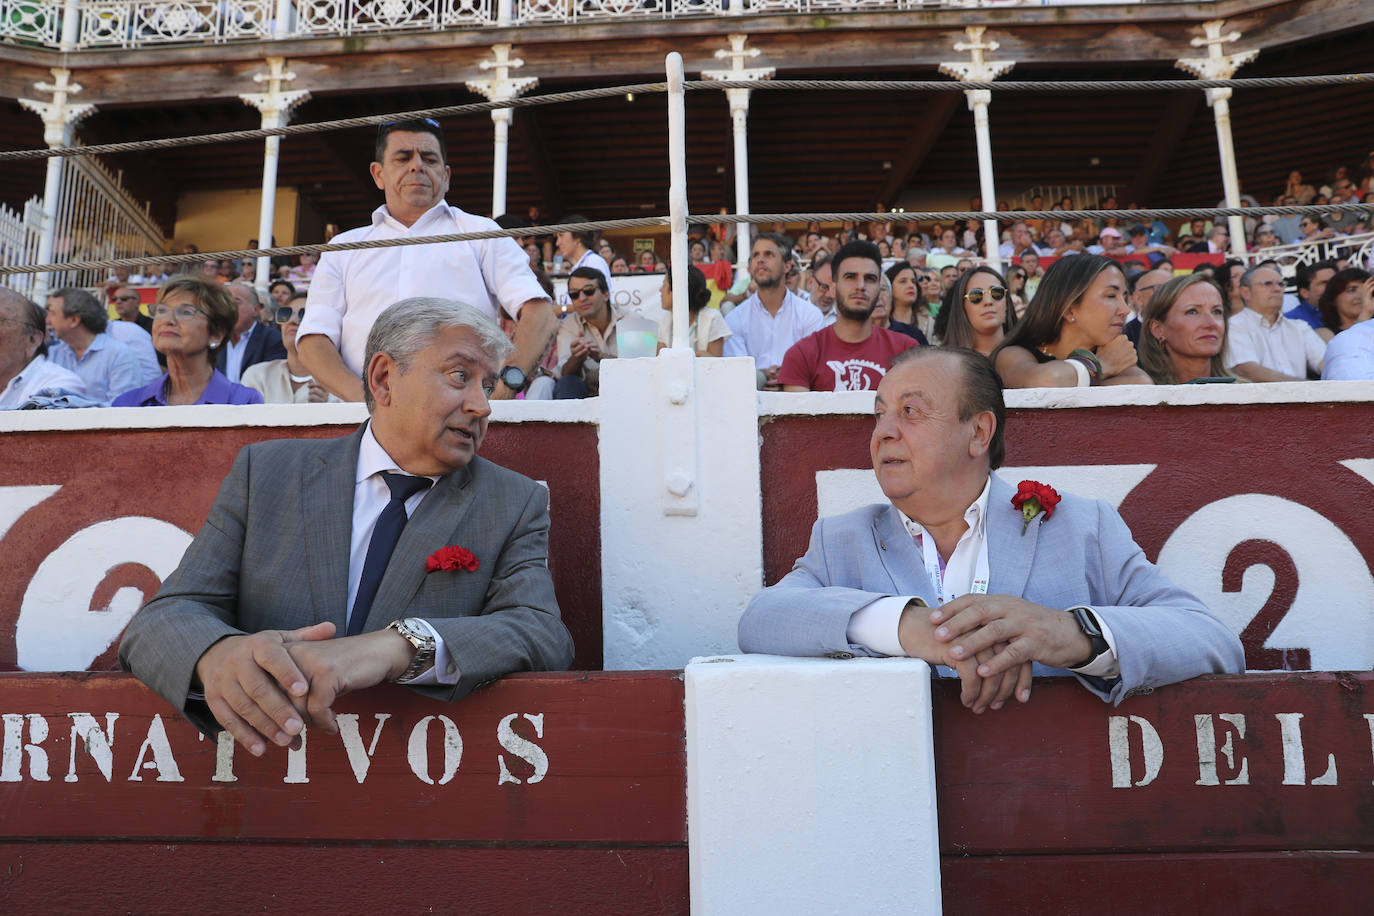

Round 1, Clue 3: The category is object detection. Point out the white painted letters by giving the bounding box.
[337,713,391,784]
[128,714,184,782]
[1276,713,1337,786]
[407,715,462,786]
[496,713,549,786]
[1194,714,1249,786]
[283,727,309,784]
[1109,715,1163,787]
[1,713,49,781]
[65,712,117,782]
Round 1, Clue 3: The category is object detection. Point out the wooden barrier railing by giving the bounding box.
[2,671,1370,912]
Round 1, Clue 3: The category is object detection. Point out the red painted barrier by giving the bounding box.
[2,671,1369,912]
[0,420,602,672]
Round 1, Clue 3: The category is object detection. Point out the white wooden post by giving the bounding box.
[466,44,538,218]
[240,58,310,292]
[703,35,773,282]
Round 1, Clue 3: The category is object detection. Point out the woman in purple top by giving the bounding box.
[113,277,264,407]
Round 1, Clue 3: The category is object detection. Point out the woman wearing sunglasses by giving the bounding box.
[113,277,264,406]
[932,265,1017,357]
[993,254,1153,388]
[241,293,338,403]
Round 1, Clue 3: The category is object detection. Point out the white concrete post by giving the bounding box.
[272,0,292,38]
[496,0,513,25]
[940,27,1014,271]
[1177,20,1258,261]
[19,69,95,303]
[687,655,943,915]
[466,44,538,218]
[241,58,310,292]
[667,52,690,352]
[703,35,773,281]
[59,0,79,50]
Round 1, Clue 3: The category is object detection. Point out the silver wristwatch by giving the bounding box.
[387,618,437,683]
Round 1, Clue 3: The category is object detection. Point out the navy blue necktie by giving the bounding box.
[348,471,433,637]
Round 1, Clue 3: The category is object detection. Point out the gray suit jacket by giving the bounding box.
[738,475,1243,703]
[119,427,575,733]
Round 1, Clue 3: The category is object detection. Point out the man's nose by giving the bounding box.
[466,384,492,417]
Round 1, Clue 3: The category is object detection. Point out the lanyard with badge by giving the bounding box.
[918,526,990,606]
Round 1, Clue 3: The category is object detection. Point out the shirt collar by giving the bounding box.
[356,421,442,487]
[900,476,992,542]
[373,199,451,231]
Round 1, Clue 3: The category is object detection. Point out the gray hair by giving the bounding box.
[224,281,260,306]
[363,297,514,412]
[50,287,107,334]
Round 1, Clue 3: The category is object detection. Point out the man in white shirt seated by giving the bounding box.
[0,288,89,408]
[1227,263,1327,382]
[299,118,556,403]
[1322,317,1374,380]
[723,232,826,390]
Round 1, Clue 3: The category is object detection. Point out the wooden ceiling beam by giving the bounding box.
[875,92,966,206]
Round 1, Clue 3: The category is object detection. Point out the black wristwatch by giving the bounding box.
[1067,606,1110,669]
[499,365,527,392]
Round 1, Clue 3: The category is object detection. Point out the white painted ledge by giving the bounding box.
[0,398,600,433]
[687,654,941,916]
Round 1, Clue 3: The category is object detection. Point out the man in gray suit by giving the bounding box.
[120,297,575,756]
[739,347,1243,713]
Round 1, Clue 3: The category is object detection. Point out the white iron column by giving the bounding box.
[940,28,1014,271]
[467,44,538,218]
[1177,20,1257,261]
[703,35,773,280]
[240,57,310,292]
[19,69,95,303]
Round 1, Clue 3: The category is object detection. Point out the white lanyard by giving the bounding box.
[918,525,991,606]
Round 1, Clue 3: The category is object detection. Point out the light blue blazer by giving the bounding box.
[739,475,1244,704]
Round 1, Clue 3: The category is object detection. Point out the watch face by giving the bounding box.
[500,366,526,390]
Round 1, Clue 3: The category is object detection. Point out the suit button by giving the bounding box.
[826,651,855,660]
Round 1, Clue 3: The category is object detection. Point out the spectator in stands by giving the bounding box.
[1321,314,1374,381]
[1326,179,1364,235]
[1251,225,1279,251]
[1005,266,1029,321]
[298,119,554,403]
[1122,266,1172,349]
[939,265,960,293]
[1216,259,1247,315]
[286,253,317,287]
[725,233,825,390]
[994,255,1151,388]
[1125,224,1176,264]
[636,249,658,272]
[555,215,612,288]
[217,283,287,384]
[785,260,809,302]
[1298,214,1329,243]
[269,278,296,310]
[809,250,836,325]
[113,277,263,406]
[1286,260,1337,331]
[1088,227,1124,257]
[930,227,967,257]
[1137,275,1233,385]
[656,264,730,357]
[997,222,1036,260]
[239,292,337,403]
[934,266,1016,357]
[779,241,917,392]
[885,262,928,341]
[610,255,629,275]
[690,238,708,264]
[1315,268,1374,342]
[1020,250,1043,298]
[112,285,153,334]
[1282,170,1317,205]
[1226,263,1326,382]
[0,288,89,408]
[45,287,144,404]
[554,267,619,399]
[238,259,258,285]
[1270,196,1303,244]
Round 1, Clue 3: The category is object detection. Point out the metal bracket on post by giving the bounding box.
[660,348,699,517]
[467,43,539,218]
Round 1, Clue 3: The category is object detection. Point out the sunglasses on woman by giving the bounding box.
[275,305,306,324]
[964,286,1007,304]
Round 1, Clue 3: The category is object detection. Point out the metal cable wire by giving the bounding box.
[1,72,1370,162]
[3,205,1369,277]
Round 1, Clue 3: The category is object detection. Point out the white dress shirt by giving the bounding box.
[1322,318,1374,380]
[348,424,459,685]
[572,249,613,292]
[105,319,161,384]
[847,480,1120,678]
[0,355,88,408]
[1228,307,1327,378]
[722,289,826,368]
[222,332,251,384]
[299,201,548,376]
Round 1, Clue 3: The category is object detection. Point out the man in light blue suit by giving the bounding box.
[739,347,1243,712]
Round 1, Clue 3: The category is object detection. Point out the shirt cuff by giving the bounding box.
[846,596,912,657]
[1068,609,1121,679]
[398,618,461,686]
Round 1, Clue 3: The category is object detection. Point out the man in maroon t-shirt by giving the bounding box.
[780,240,918,392]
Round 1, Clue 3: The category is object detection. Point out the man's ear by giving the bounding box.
[369,161,386,192]
[969,410,995,458]
[367,352,395,408]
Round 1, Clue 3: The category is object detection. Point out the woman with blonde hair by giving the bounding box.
[1138,275,1235,384]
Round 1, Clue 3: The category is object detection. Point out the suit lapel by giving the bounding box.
[362,459,477,632]
[987,474,1039,598]
[302,428,363,632]
[872,504,939,607]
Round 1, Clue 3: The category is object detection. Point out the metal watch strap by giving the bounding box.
[1068,606,1110,669]
[388,618,436,683]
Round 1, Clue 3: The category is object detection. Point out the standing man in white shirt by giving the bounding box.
[1227,263,1327,382]
[553,214,612,290]
[299,119,556,402]
[0,288,89,408]
[723,233,826,390]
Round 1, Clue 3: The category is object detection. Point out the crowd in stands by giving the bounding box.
[2,129,1371,410]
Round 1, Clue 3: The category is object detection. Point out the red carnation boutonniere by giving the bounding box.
[1010,480,1061,535]
[425,545,480,573]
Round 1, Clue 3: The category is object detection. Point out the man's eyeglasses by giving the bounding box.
[568,285,600,300]
[275,306,306,324]
[964,286,1007,304]
[112,293,141,303]
[153,304,205,322]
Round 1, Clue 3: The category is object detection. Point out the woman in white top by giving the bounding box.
[242,293,339,403]
[656,264,731,357]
